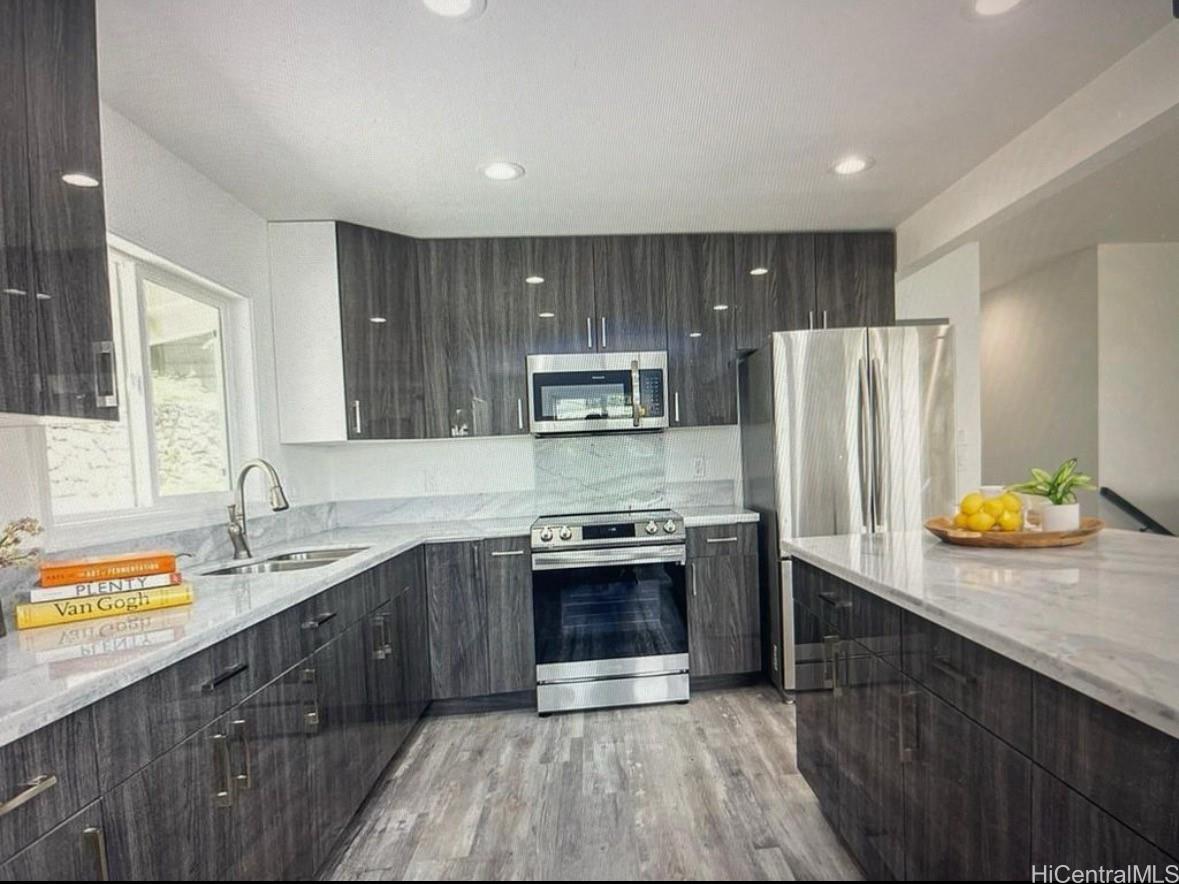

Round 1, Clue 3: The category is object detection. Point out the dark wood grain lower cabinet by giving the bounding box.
[426,542,490,700]
[902,684,1031,880]
[794,602,839,822]
[306,621,372,873]
[687,553,760,677]
[0,801,108,882]
[1031,768,1175,870]
[836,648,905,881]
[392,579,432,742]
[103,716,236,881]
[482,536,534,694]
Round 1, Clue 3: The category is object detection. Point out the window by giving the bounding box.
[46,249,245,519]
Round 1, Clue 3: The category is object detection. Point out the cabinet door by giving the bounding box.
[306,622,372,872]
[0,0,38,416]
[391,578,432,744]
[591,236,668,352]
[23,0,116,421]
[687,553,760,677]
[224,666,315,882]
[902,683,1032,880]
[0,802,108,882]
[337,223,425,439]
[523,237,597,354]
[665,234,737,426]
[814,232,895,329]
[103,716,236,881]
[425,542,490,699]
[835,646,905,881]
[482,536,535,694]
[733,234,815,348]
[793,602,839,821]
[363,598,401,780]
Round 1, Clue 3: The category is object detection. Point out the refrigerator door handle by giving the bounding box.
[857,357,872,533]
[870,356,885,532]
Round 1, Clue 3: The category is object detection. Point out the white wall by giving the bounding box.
[980,249,1100,510]
[896,242,982,497]
[1097,243,1179,532]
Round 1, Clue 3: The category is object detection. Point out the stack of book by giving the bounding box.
[15,551,194,630]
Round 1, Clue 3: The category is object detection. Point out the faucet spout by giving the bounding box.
[227,459,291,560]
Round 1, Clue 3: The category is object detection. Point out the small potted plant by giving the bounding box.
[1007,458,1095,532]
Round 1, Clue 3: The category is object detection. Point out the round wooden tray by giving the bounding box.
[924,516,1104,548]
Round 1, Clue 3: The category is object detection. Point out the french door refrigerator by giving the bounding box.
[737,325,956,692]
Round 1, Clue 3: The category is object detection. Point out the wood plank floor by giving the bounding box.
[324,685,861,881]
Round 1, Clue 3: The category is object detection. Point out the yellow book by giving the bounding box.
[15,584,194,630]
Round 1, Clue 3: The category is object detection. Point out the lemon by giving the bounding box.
[953,512,970,529]
[966,511,996,532]
[982,498,1005,518]
[959,492,984,515]
[1001,492,1023,513]
[998,510,1022,532]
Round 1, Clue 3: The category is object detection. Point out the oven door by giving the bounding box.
[527,352,668,434]
[531,544,688,683]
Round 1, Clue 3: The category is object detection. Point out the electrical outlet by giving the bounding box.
[693,456,707,479]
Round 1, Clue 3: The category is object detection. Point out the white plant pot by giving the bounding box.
[1040,502,1081,533]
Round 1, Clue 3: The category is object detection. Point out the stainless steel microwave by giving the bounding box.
[526,351,669,435]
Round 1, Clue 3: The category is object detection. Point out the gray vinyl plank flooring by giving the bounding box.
[323,685,861,881]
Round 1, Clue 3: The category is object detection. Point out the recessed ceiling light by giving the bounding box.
[688,331,703,338]
[713,304,729,312]
[537,311,555,319]
[369,316,387,324]
[971,0,1025,16]
[422,0,486,20]
[749,267,769,276]
[480,161,525,181]
[525,275,544,285]
[831,155,874,176]
[61,172,100,188]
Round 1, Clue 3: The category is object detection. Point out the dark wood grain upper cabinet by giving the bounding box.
[814,232,895,329]
[522,237,596,355]
[591,235,668,352]
[419,238,530,436]
[482,536,535,695]
[664,234,737,426]
[733,234,816,348]
[336,222,426,439]
[0,0,39,417]
[23,0,116,421]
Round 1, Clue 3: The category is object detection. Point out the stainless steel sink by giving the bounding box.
[203,559,330,576]
[266,546,369,562]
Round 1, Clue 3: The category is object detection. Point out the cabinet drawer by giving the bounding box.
[902,611,1032,753]
[0,710,99,864]
[0,800,107,882]
[1033,677,1179,858]
[365,549,423,611]
[794,560,900,667]
[686,523,757,558]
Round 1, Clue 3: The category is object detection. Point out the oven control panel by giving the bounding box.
[531,512,684,550]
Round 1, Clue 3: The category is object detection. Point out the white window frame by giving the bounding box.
[49,242,258,534]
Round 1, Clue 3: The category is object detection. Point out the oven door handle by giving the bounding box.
[531,545,686,571]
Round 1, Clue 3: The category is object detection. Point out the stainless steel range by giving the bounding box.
[530,509,689,714]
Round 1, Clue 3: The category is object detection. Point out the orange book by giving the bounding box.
[38,551,178,588]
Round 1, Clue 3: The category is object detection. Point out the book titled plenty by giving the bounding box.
[15,584,193,630]
[31,571,183,602]
[38,551,177,588]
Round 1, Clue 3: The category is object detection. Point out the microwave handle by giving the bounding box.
[631,359,641,428]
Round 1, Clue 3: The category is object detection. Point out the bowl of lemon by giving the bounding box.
[925,490,1104,548]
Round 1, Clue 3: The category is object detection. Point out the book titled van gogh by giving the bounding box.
[15,584,193,630]
[37,551,177,588]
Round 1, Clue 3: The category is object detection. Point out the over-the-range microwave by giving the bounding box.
[526,351,669,435]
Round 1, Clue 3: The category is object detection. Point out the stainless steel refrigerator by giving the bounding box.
[738,325,956,692]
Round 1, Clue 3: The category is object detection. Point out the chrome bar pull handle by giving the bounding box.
[301,611,337,630]
[490,549,525,557]
[92,341,118,408]
[211,733,233,807]
[517,398,524,430]
[301,667,320,733]
[601,316,608,349]
[674,391,680,423]
[808,310,815,330]
[352,399,362,435]
[231,718,252,790]
[0,774,57,818]
[586,316,594,349]
[899,690,921,763]
[705,536,738,545]
[202,661,248,693]
[822,309,829,329]
[82,826,110,882]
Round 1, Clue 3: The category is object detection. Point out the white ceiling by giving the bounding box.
[95,0,1171,238]
[980,120,1179,291]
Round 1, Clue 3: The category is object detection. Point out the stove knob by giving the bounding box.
[539,527,554,542]
[559,526,573,541]
[645,520,658,535]
[664,520,677,534]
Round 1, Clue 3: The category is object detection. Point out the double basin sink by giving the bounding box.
[202,546,369,576]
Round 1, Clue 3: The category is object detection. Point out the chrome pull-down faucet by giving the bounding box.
[227,459,291,560]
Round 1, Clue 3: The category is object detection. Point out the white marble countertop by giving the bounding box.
[0,508,755,748]
[785,529,1179,740]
